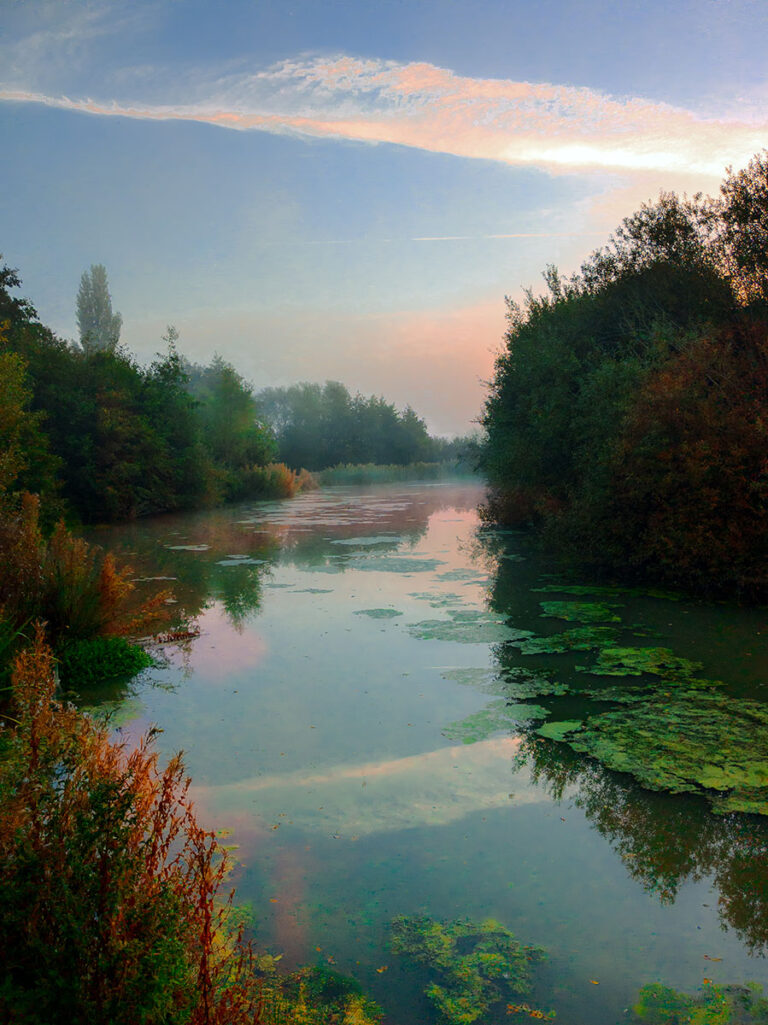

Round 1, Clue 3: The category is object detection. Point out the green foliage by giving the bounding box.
[390,915,547,1025]
[480,156,768,597]
[0,633,265,1025]
[57,636,154,688]
[76,264,122,354]
[632,982,768,1024]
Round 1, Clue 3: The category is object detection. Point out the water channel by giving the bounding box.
[83,479,768,1024]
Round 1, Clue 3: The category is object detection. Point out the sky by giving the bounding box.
[2,0,766,434]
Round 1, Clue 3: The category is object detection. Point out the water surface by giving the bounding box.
[85,481,768,1024]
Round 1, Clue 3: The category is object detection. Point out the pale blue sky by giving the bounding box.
[2,0,766,432]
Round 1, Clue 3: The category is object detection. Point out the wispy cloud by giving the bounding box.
[1,55,765,177]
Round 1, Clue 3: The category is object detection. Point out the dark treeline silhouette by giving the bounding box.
[481,151,768,598]
[256,380,470,470]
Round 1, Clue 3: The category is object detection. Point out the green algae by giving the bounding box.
[437,568,489,582]
[390,915,547,1025]
[442,700,549,744]
[536,720,584,742]
[510,625,619,654]
[547,691,768,815]
[353,608,403,619]
[408,610,528,644]
[577,646,709,681]
[440,666,569,700]
[539,600,623,624]
[534,583,681,601]
[346,556,445,573]
[632,982,768,1024]
[408,591,466,608]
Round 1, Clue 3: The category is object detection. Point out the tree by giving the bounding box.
[720,150,768,302]
[76,264,122,354]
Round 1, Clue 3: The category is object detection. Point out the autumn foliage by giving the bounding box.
[481,154,768,598]
[0,627,264,1024]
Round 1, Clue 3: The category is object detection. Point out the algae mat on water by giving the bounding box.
[538,691,768,815]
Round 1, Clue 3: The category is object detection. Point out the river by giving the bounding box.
[84,479,768,1024]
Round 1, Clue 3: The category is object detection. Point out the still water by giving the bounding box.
[85,480,768,1024]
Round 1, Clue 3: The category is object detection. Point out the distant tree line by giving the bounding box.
[0,264,472,524]
[256,380,472,470]
[481,151,768,598]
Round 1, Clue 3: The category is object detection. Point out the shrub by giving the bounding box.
[0,493,171,649]
[0,627,263,1025]
[56,635,155,688]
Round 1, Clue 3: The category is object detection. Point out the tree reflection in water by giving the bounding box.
[515,732,768,954]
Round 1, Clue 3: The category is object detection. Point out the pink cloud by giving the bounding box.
[2,55,764,177]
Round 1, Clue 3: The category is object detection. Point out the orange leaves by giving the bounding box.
[0,630,264,1024]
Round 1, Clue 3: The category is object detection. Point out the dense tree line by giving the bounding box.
[0,265,472,525]
[0,265,284,522]
[256,380,470,470]
[481,152,768,598]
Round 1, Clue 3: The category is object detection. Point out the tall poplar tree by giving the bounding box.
[76,264,122,353]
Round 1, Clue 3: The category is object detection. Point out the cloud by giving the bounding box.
[1,54,765,178]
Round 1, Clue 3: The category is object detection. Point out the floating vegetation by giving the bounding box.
[390,916,548,1025]
[440,667,569,700]
[535,720,584,742]
[538,601,622,624]
[437,569,489,582]
[631,981,768,1024]
[409,611,528,645]
[510,626,618,655]
[408,591,466,608]
[216,557,267,566]
[577,646,712,683]
[346,556,445,574]
[544,692,768,815]
[330,535,406,546]
[442,700,548,744]
[354,608,403,619]
[533,584,681,601]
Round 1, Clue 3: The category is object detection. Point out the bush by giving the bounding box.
[57,635,155,688]
[0,493,171,649]
[226,462,317,501]
[0,628,262,1025]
